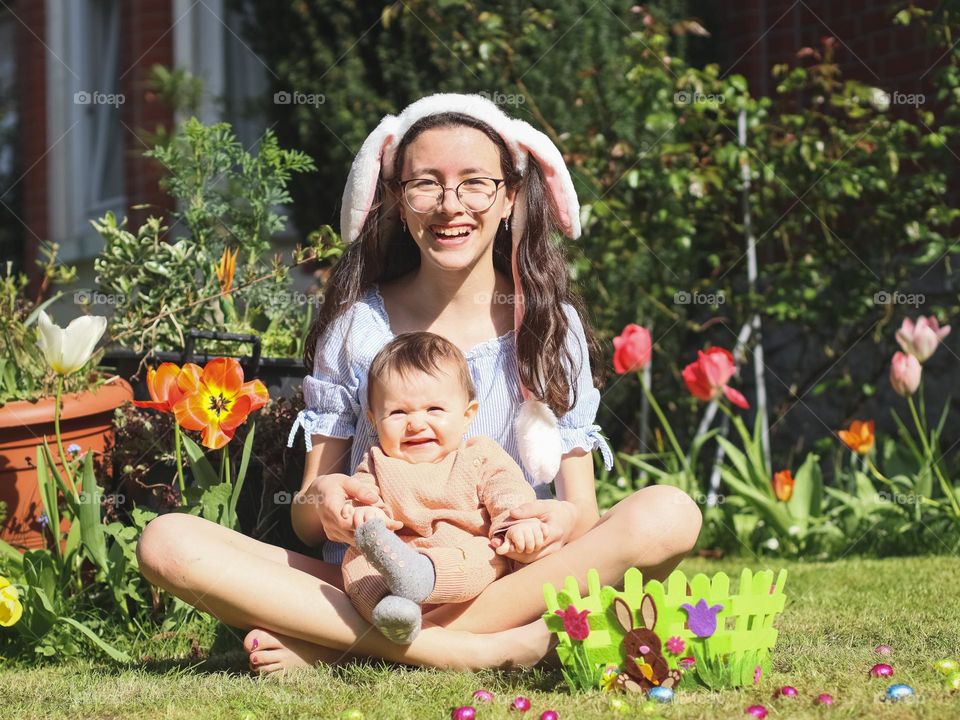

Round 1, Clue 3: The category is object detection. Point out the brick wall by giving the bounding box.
[722,0,941,98]
[15,0,47,284]
[119,0,175,231]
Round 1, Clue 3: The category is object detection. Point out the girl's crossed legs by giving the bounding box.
[135,484,701,674]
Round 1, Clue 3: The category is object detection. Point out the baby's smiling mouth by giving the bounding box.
[403,438,436,446]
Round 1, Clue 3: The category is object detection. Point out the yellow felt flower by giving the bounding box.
[0,576,23,627]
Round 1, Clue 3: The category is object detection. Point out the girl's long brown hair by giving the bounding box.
[304,111,606,418]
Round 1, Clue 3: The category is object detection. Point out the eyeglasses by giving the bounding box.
[398,177,506,214]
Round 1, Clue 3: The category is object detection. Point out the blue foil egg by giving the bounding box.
[885,683,914,702]
[648,686,674,704]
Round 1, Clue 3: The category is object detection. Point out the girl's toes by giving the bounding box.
[243,627,281,653]
[251,661,284,677]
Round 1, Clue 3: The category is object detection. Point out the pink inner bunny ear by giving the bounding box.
[345,131,395,243]
[379,133,398,179]
[640,594,657,629]
[519,141,574,235]
[613,597,634,631]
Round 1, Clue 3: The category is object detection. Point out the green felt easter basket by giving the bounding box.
[542,567,788,693]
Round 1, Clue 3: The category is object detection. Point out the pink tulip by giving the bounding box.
[682,347,750,409]
[613,324,652,374]
[896,316,951,363]
[889,351,921,397]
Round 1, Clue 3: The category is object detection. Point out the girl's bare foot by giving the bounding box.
[485,618,557,669]
[243,628,348,676]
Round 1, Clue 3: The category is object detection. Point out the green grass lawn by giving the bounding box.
[3,556,960,719]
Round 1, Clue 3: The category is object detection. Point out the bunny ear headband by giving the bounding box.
[340,92,581,485]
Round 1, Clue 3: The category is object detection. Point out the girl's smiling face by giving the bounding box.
[366,362,479,464]
[397,126,516,272]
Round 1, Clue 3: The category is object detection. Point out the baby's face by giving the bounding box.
[367,364,478,463]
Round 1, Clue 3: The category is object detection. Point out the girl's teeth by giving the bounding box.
[433,227,471,237]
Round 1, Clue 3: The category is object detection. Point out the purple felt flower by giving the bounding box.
[680,598,724,637]
[555,605,591,641]
[666,635,685,655]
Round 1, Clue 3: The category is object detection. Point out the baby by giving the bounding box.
[337,331,554,644]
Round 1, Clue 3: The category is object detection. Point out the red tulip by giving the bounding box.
[173,357,269,449]
[682,347,750,409]
[613,324,652,374]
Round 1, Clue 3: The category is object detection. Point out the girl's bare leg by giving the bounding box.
[135,513,551,673]
[423,485,702,632]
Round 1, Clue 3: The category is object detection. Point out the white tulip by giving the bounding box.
[36,310,108,375]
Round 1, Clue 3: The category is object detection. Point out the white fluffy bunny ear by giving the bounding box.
[514,397,563,486]
[340,116,400,243]
[511,118,581,240]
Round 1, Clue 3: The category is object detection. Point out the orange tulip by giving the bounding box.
[216,246,239,295]
[133,362,202,413]
[772,469,795,502]
[173,357,268,449]
[838,419,875,455]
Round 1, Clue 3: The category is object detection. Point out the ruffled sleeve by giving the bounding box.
[287,309,362,453]
[556,304,614,471]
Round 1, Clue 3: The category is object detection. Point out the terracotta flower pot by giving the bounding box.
[0,378,133,552]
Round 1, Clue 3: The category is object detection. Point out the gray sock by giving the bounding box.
[354,518,436,603]
[371,595,422,644]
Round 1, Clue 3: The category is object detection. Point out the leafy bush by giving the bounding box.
[92,118,332,359]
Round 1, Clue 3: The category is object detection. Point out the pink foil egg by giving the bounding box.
[451,708,476,720]
[875,644,892,656]
[511,696,532,712]
[745,705,768,718]
[776,685,799,698]
[869,663,894,678]
[472,690,494,703]
[540,712,559,720]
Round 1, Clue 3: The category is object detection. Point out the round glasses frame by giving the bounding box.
[398,177,506,214]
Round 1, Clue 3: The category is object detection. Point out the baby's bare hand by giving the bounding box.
[496,519,547,557]
[351,505,390,529]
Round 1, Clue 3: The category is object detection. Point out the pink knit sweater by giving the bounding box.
[351,435,537,542]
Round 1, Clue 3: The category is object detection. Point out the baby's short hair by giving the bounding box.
[368,331,476,406]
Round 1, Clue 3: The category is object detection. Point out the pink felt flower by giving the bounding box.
[753,664,763,684]
[666,636,685,655]
[555,605,591,641]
